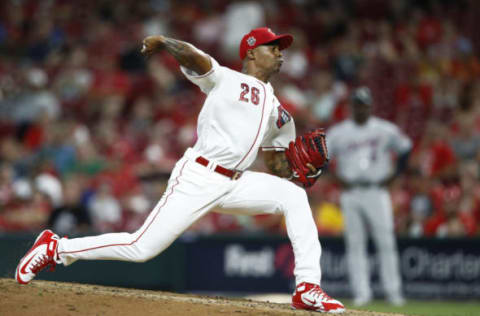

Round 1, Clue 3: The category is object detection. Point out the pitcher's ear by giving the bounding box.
[246,49,255,60]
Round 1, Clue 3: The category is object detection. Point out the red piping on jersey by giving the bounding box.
[57,160,188,256]
[234,81,267,169]
[192,67,215,78]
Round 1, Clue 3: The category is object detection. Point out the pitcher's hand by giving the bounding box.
[141,35,165,57]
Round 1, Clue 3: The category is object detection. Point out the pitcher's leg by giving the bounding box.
[220,171,321,285]
[58,197,184,266]
[341,192,371,302]
[58,159,228,266]
[281,184,321,285]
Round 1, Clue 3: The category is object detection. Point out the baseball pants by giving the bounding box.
[57,148,322,285]
[340,186,402,301]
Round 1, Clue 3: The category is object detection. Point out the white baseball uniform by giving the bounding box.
[56,56,322,286]
[327,117,411,302]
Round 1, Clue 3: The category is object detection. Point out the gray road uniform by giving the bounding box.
[326,116,412,302]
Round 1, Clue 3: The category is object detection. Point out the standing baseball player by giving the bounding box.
[326,87,411,306]
[15,27,345,313]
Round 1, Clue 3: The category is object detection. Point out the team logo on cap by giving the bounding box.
[247,36,256,46]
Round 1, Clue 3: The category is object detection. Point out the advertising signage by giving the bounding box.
[184,236,480,299]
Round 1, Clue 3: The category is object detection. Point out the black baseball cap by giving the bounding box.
[351,87,372,105]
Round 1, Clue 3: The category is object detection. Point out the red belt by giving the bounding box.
[195,156,242,180]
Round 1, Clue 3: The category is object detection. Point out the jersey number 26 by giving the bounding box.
[239,83,260,105]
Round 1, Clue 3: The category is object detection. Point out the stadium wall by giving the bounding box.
[2,234,479,299]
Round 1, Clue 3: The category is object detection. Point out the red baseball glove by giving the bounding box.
[285,128,329,188]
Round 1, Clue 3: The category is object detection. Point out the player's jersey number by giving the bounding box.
[239,83,260,105]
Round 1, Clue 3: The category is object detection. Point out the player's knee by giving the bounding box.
[376,235,396,251]
[279,180,307,200]
[346,238,365,252]
[133,254,154,263]
[128,240,159,263]
[131,247,157,262]
[275,182,309,215]
[288,182,308,203]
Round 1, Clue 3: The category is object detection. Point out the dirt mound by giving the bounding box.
[0,278,404,316]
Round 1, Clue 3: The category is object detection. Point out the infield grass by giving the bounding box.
[344,299,480,316]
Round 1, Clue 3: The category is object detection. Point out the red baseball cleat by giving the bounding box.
[15,230,61,284]
[292,282,345,313]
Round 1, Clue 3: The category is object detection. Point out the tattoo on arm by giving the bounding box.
[162,38,210,74]
[163,38,191,65]
[265,152,293,179]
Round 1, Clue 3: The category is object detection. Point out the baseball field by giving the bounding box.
[1,278,478,316]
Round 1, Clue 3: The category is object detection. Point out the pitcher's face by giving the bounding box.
[253,43,284,74]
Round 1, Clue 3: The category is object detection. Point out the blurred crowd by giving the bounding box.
[1,0,480,238]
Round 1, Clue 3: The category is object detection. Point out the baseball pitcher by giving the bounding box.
[16,28,344,313]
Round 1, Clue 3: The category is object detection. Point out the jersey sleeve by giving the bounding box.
[326,126,339,158]
[261,105,296,151]
[180,54,223,94]
[387,123,412,153]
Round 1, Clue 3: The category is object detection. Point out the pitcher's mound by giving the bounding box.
[0,278,404,315]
